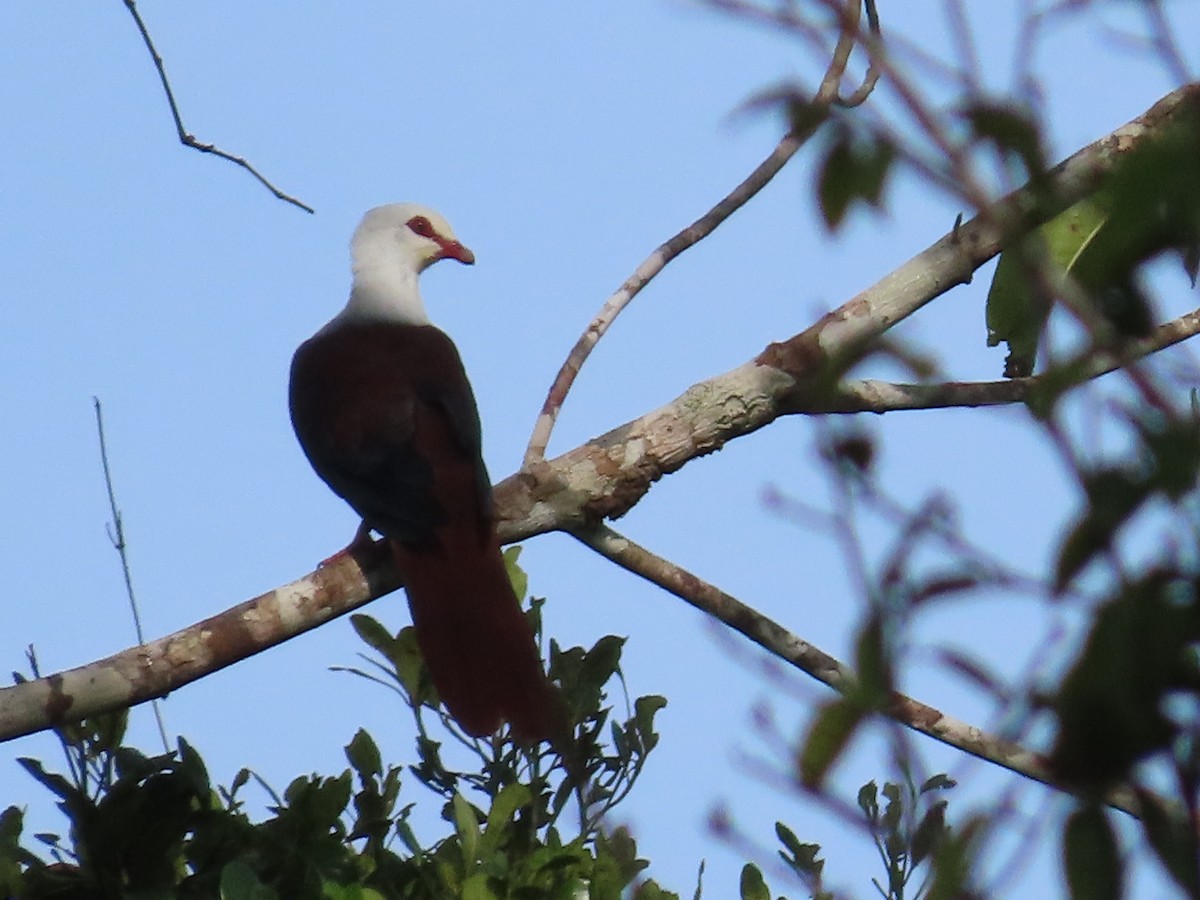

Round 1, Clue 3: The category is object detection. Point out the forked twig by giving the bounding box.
[121,0,314,215]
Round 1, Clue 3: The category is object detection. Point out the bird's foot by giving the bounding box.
[318,522,378,568]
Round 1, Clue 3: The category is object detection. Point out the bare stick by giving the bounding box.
[522,0,882,467]
[121,0,315,215]
[93,398,169,752]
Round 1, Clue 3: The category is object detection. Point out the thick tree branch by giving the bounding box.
[2,85,1195,745]
[1,545,399,742]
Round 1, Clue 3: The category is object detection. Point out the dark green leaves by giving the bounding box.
[1049,571,1200,789]
[1063,805,1122,900]
[1055,416,1200,591]
[962,100,1046,179]
[816,125,896,230]
[799,699,864,788]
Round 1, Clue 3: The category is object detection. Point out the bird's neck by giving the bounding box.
[336,263,431,327]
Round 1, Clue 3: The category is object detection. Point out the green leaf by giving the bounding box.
[962,101,1046,176]
[634,695,667,751]
[1064,806,1122,900]
[17,758,77,803]
[920,774,956,794]
[395,626,434,704]
[220,860,277,900]
[911,800,947,866]
[986,197,1108,378]
[453,794,481,866]
[581,635,626,691]
[635,879,679,900]
[345,729,382,781]
[350,614,396,658]
[881,782,903,832]
[461,873,498,900]
[853,613,891,704]
[857,781,879,822]
[481,783,531,853]
[1137,416,1200,499]
[817,128,895,230]
[178,736,212,799]
[1078,106,1200,301]
[739,863,770,900]
[502,546,528,602]
[1050,572,1199,788]
[926,815,984,900]
[798,700,863,788]
[1054,467,1148,592]
[776,821,823,880]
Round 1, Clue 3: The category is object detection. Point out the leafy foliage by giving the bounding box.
[816,122,896,231]
[735,773,957,900]
[2,559,670,900]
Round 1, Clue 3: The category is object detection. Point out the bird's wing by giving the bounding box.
[289,322,491,547]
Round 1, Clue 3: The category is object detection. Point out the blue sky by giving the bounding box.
[3,2,1199,896]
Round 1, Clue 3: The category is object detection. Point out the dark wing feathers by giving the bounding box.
[289,322,490,547]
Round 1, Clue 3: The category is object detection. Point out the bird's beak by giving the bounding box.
[437,240,476,265]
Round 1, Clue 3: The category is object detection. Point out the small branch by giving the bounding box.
[93,398,169,752]
[521,0,883,467]
[521,129,811,466]
[568,522,1141,815]
[786,305,1200,414]
[121,0,315,215]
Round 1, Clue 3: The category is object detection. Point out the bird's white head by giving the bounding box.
[340,203,475,326]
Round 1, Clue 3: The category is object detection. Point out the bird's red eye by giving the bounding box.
[407,216,435,238]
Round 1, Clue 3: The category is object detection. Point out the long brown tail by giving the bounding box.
[393,536,561,742]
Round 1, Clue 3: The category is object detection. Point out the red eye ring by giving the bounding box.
[407,216,435,238]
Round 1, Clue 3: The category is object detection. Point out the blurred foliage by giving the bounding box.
[987,101,1200,378]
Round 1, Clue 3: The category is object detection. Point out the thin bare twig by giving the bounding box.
[93,398,169,752]
[121,0,315,215]
[522,0,883,467]
[520,130,810,466]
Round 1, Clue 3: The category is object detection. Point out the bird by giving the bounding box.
[289,203,560,742]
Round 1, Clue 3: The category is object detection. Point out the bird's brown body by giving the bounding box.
[289,205,559,741]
